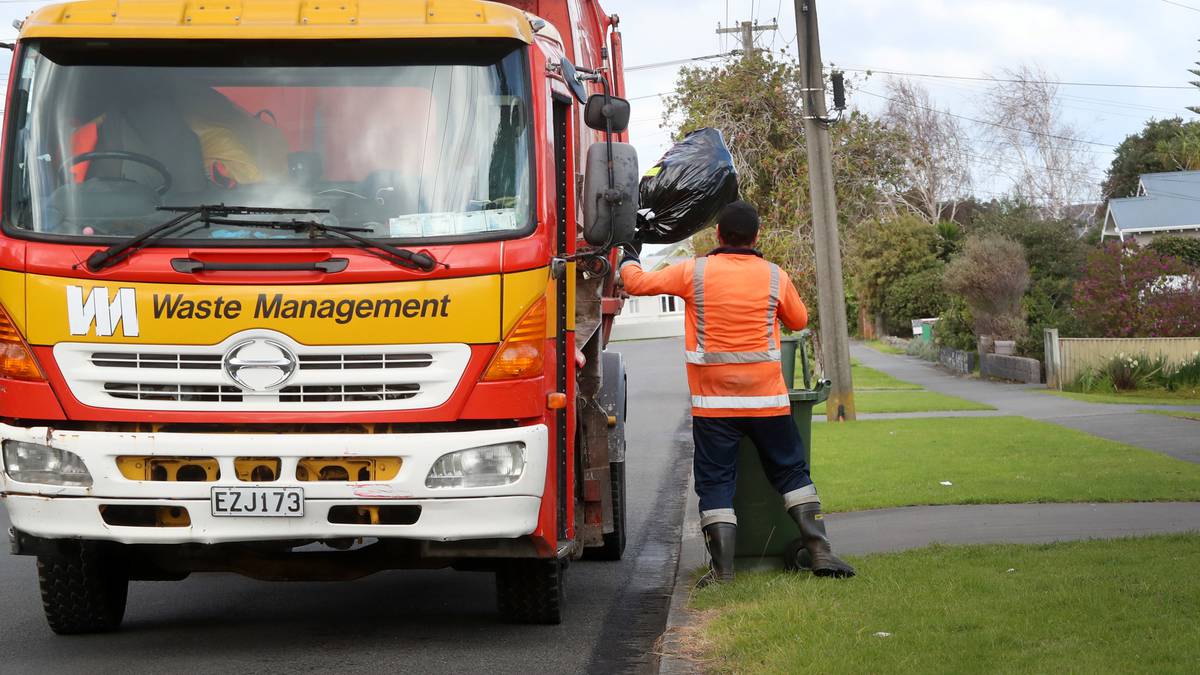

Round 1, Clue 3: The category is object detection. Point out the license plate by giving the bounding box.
[211,487,304,517]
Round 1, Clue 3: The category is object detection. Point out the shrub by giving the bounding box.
[1164,352,1200,392]
[848,214,942,336]
[1149,235,1200,268]
[943,234,1030,340]
[935,296,976,351]
[1073,241,1200,338]
[905,338,939,362]
[1068,352,1200,394]
[881,264,949,336]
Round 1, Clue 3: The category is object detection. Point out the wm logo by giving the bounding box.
[66,287,139,337]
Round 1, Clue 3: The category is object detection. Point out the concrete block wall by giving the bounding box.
[981,353,1042,384]
[939,347,977,375]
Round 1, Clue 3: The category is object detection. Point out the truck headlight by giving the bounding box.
[425,442,526,489]
[3,440,93,487]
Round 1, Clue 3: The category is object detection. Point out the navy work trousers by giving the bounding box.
[691,414,814,513]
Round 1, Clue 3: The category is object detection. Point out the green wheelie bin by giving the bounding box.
[730,331,831,571]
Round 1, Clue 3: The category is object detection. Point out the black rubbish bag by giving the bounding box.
[637,128,739,245]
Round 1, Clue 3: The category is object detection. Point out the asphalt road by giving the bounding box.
[0,338,692,675]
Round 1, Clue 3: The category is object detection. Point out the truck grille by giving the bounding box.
[92,352,223,370]
[56,337,471,413]
[104,383,245,402]
[278,384,420,403]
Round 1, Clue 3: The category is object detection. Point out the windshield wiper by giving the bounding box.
[206,217,441,272]
[84,204,331,273]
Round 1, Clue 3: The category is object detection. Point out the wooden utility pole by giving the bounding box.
[716,19,778,57]
[793,0,855,421]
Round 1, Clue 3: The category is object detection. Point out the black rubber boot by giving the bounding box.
[696,522,737,588]
[789,503,855,578]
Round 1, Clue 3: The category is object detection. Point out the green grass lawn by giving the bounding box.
[811,417,1200,512]
[1045,389,1200,406]
[689,535,1200,674]
[814,390,993,415]
[794,356,921,391]
[848,362,923,391]
[861,339,907,355]
[1140,409,1200,422]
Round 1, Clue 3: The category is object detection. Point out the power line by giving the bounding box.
[887,72,1186,118]
[856,88,1118,149]
[626,52,736,72]
[837,66,1193,91]
[1159,0,1200,12]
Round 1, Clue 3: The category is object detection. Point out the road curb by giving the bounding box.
[657,472,704,675]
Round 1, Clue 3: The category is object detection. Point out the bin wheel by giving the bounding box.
[783,538,812,573]
[37,545,129,634]
[495,558,565,625]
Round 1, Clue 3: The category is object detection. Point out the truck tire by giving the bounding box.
[586,460,627,560]
[37,546,129,634]
[584,350,629,561]
[495,558,565,625]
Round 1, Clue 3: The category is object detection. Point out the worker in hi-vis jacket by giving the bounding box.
[619,200,854,584]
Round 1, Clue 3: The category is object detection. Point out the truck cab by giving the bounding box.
[0,0,636,631]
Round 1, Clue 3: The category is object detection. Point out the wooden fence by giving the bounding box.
[1048,333,1200,388]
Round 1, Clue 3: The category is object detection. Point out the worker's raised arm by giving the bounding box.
[619,256,693,299]
[777,271,809,331]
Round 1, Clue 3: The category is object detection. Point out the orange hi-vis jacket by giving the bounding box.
[620,249,808,418]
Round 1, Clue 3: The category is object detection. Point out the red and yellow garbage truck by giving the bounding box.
[0,0,641,631]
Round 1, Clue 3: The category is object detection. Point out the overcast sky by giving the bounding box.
[1,0,1197,199]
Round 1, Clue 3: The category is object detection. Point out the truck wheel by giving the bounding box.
[37,546,129,634]
[495,558,565,625]
[586,461,627,560]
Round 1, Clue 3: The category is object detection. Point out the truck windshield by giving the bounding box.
[3,39,533,243]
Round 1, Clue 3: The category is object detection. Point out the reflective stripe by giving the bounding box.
[692,257,707,352]
[766,263,780,346]
[700,508,737,527]
[685,350,781,364]
[783,485,820,510]
[691,394,790,409]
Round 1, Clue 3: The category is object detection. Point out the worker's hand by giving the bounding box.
[619,243,640,268]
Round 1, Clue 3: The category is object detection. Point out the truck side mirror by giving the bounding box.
[582,142,639,246]
[584,94,631,133]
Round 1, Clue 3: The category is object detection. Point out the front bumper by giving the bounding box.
[0,423,547,545]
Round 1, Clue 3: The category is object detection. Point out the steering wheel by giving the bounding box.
[66,150,173,196]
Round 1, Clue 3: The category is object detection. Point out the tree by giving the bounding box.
[1074,241,1200,338]
[943,234,1030,340]
[847,214,942,336]
[881,78,972,224]
[881,264,948,336]
[966,201,1087,358]
[665,53,908,313]
[980,65,1097,217]
[1101,118,1200,199]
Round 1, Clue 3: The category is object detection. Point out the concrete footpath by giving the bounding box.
[851,344,1200,464]
[656,344,1200,673]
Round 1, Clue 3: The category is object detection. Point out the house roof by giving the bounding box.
[1104,170,1200,237]
[1139,171,1200,199]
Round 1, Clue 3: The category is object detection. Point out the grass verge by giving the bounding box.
[690,535,1200,675]
[812,417,1200,512]
[1044,389,1200,406]
[1139,409,1200,422]
[848,361,923,391]
[861,339,906,355]
[814,390,993,415]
